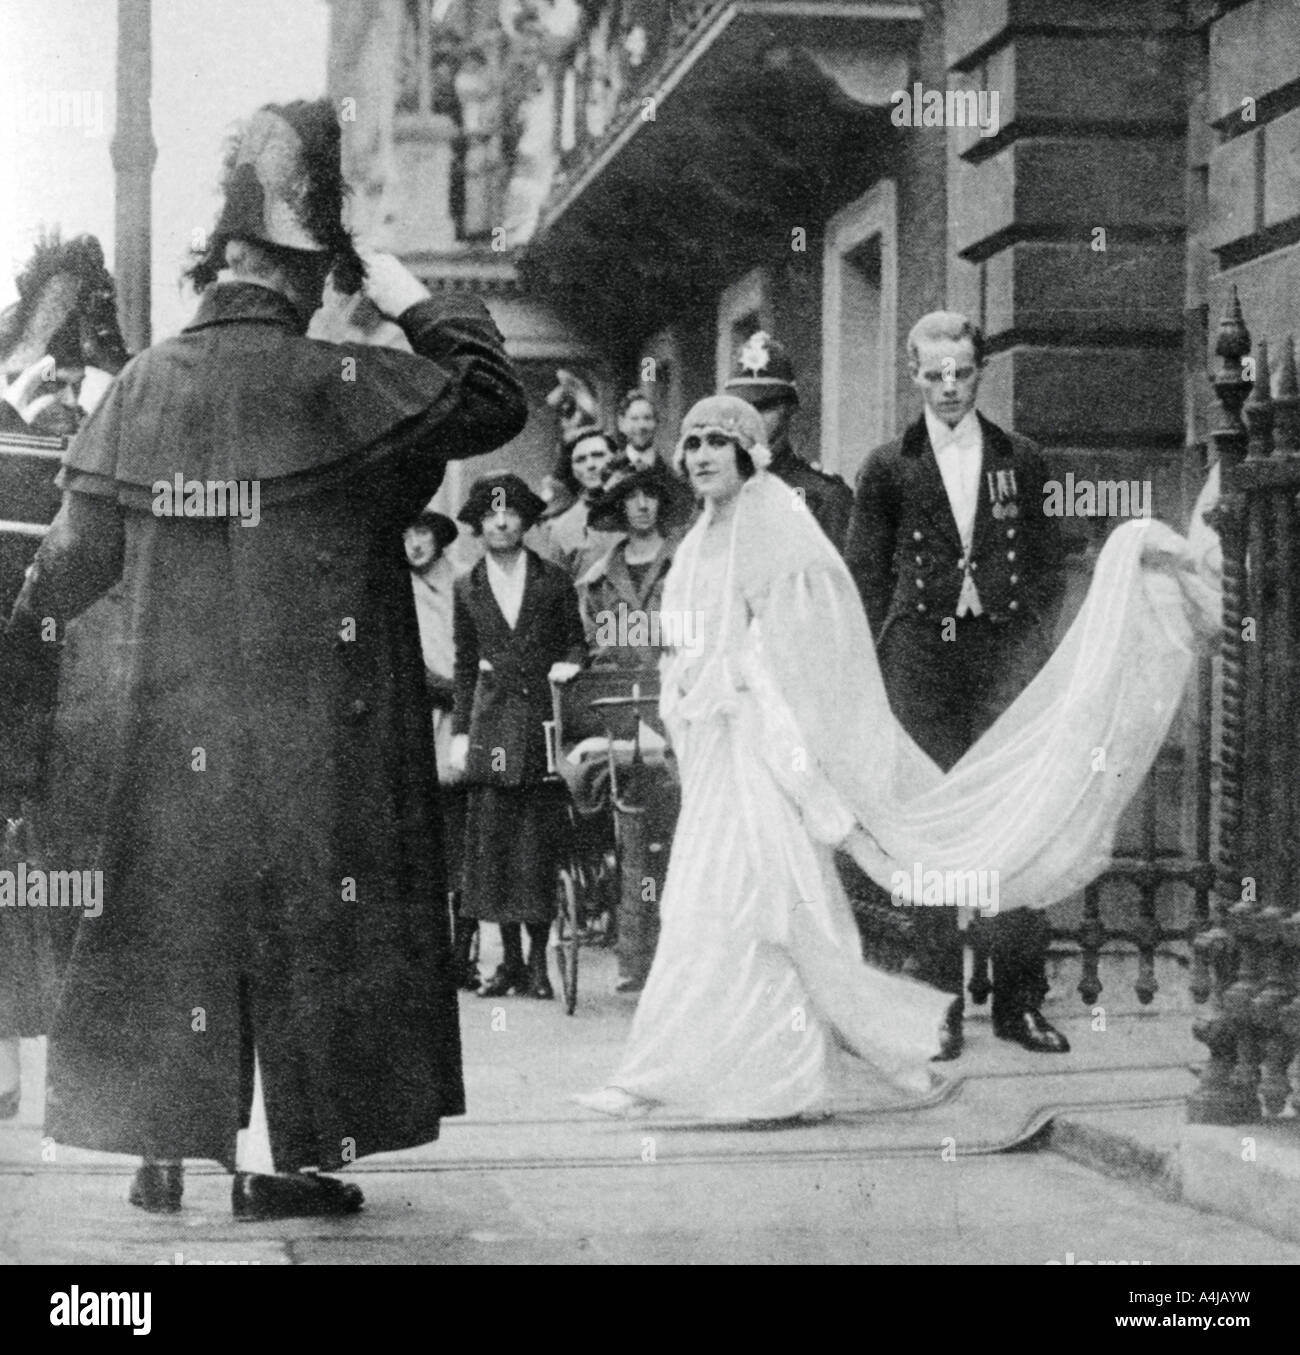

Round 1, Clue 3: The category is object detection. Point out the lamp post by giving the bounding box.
[111,0,155,353]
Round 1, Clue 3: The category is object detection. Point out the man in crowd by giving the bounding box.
[724,330,851,551]
[845,310,1069,1057]
[615,388,695,525]
[533,427,624,580]
[0,98,527,1219]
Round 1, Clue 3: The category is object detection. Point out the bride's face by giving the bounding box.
[683,431,746,506]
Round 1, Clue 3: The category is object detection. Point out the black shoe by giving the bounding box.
[614,976,644,995]
[479,964,529,998]
[232,1171,364,1221]
[994,1007,1070,1054]
[931,999,964,1062]
[458,964,481,993]
[129,1163,184,1213]
[529,972,554,1000]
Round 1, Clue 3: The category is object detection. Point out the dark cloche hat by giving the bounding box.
[457,471,547,532]
[406,507,460,551]
[188,99,365,294]
[723,329,798,408]
[588,463,682,531]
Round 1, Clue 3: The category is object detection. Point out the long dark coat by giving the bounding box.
[3,282,526,1170]
[452,551,586,788]
[452,552,585,925]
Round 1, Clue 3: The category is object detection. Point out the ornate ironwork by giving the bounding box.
[1188,289,1300,1124]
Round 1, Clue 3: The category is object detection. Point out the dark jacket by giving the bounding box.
[452,549,586,786]
[768,436,853,553]
[2,281,527,1170]
[578,537,676,671]
[844,413,1065,646]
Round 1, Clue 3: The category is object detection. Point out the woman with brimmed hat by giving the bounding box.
[578,462,684,674]
[451,472,587,999]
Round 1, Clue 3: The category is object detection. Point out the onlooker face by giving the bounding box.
[622,488,661,536]
[618,397,657,455]
[403,524,441,571]
[756,396,793,447]
[570,434,612,493]
[480,506,525,553]
[911,335,981,428]
[683,431,746,507]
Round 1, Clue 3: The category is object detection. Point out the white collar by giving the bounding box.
[925,407,981,453]
[484,548,526,579]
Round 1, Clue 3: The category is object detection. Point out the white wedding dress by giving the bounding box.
[582,468,1223,1120]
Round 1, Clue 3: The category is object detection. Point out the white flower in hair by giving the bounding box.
[749,442,772,471]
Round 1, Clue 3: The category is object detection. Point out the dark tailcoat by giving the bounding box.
[2,282,527,1169]
[845,412,1066,1015]
[452,550,585,923]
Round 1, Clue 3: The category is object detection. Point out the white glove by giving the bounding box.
[360,250,431,320]
[449,734,469,775]
[2,355,58,424]
[549,661,581,686]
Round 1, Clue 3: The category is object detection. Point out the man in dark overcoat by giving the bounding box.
[0,100,527,1218]
[451,472,586,1000]
[844,310,1069,1057]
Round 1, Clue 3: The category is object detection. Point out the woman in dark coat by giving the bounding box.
[451,473,586,999]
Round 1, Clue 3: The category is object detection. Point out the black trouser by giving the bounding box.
[878,611,1053,1022]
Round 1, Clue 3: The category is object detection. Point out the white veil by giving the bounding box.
[661,465,1222,913]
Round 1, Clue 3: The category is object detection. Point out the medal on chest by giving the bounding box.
[987,468,1019,520]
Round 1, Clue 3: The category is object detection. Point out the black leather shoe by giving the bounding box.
[995,1008,1070,1054]
[232,1171,364,1221]
[614,977,644,995]
[529,971,554,1000]
[458,964,481,993]
[129,1163,184,1213]
[931,999,964,1062]
[479,965,529,998]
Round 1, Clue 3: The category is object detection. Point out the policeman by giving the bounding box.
[723,330,852,551]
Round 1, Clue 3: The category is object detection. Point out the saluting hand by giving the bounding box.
[359,251,432,321]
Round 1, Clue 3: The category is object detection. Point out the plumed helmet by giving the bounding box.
[723,330,798,408]
[188,99,365,294]
[0,231,129,380]
[673,394,771,473]
[457,471,547,533]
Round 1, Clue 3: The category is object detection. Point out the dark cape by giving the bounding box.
[3,282,527,1169]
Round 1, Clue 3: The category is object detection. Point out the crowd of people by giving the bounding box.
[0,92,1222,1220]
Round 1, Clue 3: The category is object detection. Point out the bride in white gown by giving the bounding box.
[575,396,1222,1121]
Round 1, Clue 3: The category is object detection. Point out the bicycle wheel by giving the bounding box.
[555,866,580,1015]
